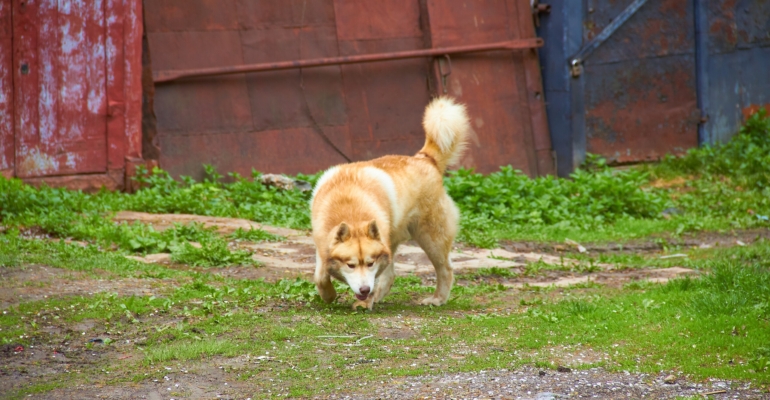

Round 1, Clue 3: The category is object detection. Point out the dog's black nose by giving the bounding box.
[359,286,371,296]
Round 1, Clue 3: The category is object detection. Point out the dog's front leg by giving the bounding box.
[315,275,337,303]
[314,261,337,303]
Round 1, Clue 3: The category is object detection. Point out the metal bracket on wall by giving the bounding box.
[437,54,452,94]
[531,0,551,27]
[568,0,649,77]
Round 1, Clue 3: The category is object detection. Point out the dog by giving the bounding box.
[310,96,471,310]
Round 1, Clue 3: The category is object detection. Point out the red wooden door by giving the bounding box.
[12,0,108,178]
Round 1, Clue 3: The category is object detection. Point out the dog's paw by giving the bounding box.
[352,300,373,310]
[419,296,446,306]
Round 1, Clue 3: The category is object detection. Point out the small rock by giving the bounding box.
[662,207,683,216]
[557,366,571,373]
[565,238,586,253]
[536,392,564,400]
[663,374,677,384]
[259,174,312,192]
[538,370,546,377]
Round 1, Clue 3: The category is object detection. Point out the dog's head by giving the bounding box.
[325,220,391,300]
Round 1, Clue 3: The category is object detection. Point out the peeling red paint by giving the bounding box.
[0,0,12,173]
[5,0,142,187]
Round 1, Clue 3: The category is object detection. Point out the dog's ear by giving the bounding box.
[367,220,380,241]
[335,223,351,243]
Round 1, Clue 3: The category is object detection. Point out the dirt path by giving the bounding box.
[118,212,700,289]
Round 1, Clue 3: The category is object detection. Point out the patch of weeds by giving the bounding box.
[0,232,186,279]
[170,239,258,268]
[229,227,285,242]
[272,278,319,302]
[564,298,598,315]
[471,267,518,278]
[572,259,603,273]
[563,280,604,290]
[687,262,770,316]
[523,260,552,277]
[749,347,770,373]
[624,280,663,291]
[143,339,239,364]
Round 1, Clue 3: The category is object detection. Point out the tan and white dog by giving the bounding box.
[310,96,471,310]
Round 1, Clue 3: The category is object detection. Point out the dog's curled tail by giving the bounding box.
[418,96,471,173]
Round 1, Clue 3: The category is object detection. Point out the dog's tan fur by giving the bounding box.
[311,97,470,309]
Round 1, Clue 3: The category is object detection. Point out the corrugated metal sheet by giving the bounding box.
[147,0,554,179]
[0,0,143,190]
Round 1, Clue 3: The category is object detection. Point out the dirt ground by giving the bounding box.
[2,213,768,399]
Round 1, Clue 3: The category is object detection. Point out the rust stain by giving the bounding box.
[659,0,687,18]
[586,65,698,163]
[709,0,739,47]
[742,104,770,120]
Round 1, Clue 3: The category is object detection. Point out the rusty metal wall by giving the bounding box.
[0,0,143,190]
[146,0,554,180]
[703,0,770,144]
[538,0,770,175]
[582,0,699,164]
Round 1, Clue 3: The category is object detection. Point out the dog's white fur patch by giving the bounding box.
[361,166,402,229]
[311,165,340,202]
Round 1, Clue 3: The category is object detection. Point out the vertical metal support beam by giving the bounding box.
[694,0,709,146]
[568,1,585,171]
[536,0,585,176]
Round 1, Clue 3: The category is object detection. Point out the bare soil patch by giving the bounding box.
[0,265,175,309]
[501,228,770,255]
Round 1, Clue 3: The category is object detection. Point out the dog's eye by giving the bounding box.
[346,263,355,269]
[366,262,374,267]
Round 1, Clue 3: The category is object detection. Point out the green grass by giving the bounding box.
[1,237,769,398]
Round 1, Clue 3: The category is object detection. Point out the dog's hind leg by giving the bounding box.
[413,198,459,306]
